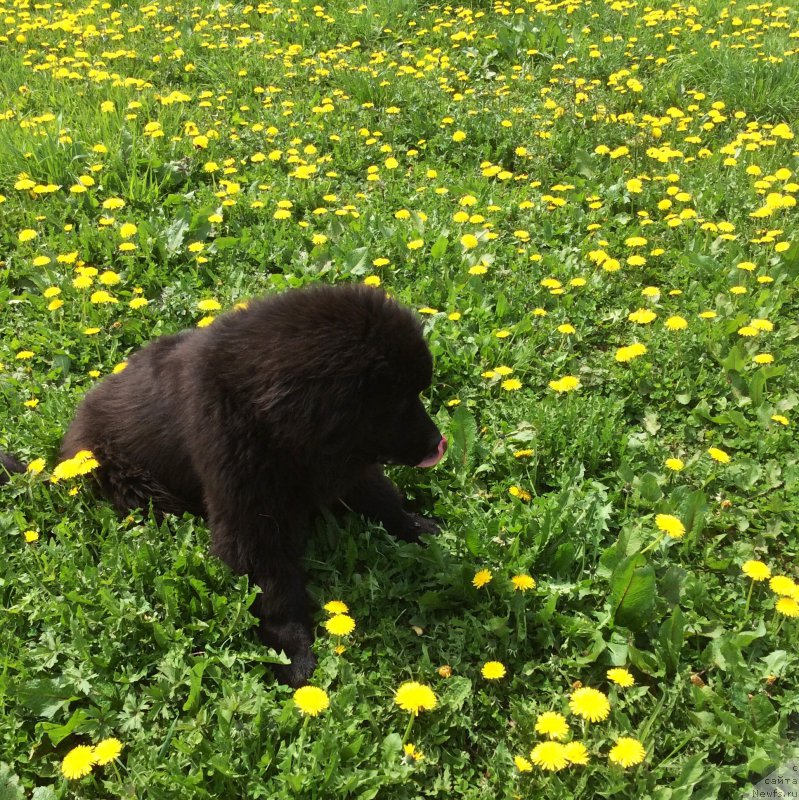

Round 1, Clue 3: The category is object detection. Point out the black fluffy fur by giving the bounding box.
[2,285,444,686]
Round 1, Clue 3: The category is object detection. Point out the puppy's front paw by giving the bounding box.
[393,513,439,542]
[412,513,440,536]
[272,651,317,688]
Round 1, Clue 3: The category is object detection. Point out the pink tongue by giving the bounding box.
[416,436,447,468]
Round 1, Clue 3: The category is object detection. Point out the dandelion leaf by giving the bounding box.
[610,554,656,630]
[0,764,23,800]
[447,404,477,476]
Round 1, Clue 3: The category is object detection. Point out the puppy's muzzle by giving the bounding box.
[416,436,447,468]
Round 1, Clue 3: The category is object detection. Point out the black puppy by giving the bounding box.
[2,285,446,687]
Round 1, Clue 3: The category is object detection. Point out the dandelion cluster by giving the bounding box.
[516,675,644,774]
[60,739,123,780]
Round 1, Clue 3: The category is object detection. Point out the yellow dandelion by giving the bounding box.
[324,600,349,614]
[750,319,773,332]
[514,755,533,772]
[665,315,688,331]
[769,576,797,597]
[549,376,581,393]
[60,745,95,780]
[90,291,118,305]
[609,737,646,768]
[569,687,610,722]
[708,447,731,463]
[607,668,635,687]
[655,514,685,539]
[481,661,506,680]
[511,574,536,592]
[665,458,684,472]
[473,569,493,588]
[742,561,770,581]
[564,741,590,765]
[324,614,355,636]
[99,271,121,286]
[27,458,46,475]
[530,741,569,772]
[403,743,424,761]
[628,308,657,324]
[615,343,647,363]
[92,738,122,766]
[775,598,799,618]
[394,681,437,715]
[293,686,330,717]
[508,486,531,502]
[51,450,100,483]
[534,711,569,740]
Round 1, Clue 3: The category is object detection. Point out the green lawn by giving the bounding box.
[1,0,798,797]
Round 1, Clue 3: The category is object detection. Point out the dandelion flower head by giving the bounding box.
[93,738,122,766]
[742,561,771,582]
[481,661,506,680]
[607,668,635,687]
[608,737,646,768]
[293,686,330,716]
[395,681,437,715]
[530,741,569,771]
[569,687,610,722]
[61,745,94,780]
[534,711,569,740]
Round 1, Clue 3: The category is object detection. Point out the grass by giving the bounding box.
[0,0,798,797]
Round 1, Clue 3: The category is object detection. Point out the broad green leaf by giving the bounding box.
[658,605,684,677]
[749,368,766,407]
[611,554,656,630]
[37,708,90,746]
[638,472,662,503]
[447,404,477,475]
[0,764,23,800]
[15,677,78,720]
[430,235,449,259]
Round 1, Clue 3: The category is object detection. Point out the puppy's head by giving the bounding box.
[349,289,446,469]
[254,285,446,469]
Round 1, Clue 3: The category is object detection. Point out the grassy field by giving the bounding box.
[1,0,798,796]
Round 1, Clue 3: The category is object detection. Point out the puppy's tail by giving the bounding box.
[0,451,26,485]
